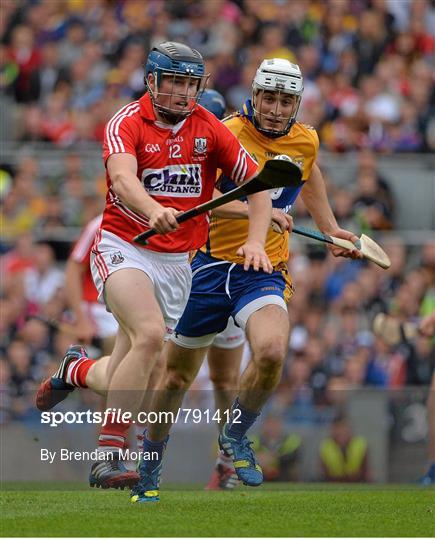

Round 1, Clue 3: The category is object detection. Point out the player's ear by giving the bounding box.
[147,73,157,93]
[252,89,261,110]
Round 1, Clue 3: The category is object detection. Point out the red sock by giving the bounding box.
[135,426,145,450]
[65,357,96,387]
[98,417,131,452]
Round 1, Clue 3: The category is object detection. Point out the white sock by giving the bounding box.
[65,358,86,386]
[216,450,232,466]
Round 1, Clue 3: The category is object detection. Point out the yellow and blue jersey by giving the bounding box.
[201,100,319,268]
[173,102,321,340]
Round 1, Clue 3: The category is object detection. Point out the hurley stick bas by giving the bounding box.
[272,220,391,270]
[291,226,391,269]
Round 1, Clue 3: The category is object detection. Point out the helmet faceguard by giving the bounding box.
[252,58,304,138]
[144,42,209,123]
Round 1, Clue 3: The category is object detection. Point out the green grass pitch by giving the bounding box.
[1,483,433,537]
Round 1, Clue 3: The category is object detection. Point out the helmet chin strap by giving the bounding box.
[252,105,292,139]
[154,106,187,125]
[252,114,293,138]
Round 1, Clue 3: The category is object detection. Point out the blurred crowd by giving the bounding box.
[1,153,105,242]
[1,150,434,423]
[0,0,434,151]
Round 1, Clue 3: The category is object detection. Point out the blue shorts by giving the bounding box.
[173,251,289,348]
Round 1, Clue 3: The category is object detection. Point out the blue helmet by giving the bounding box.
[145,42,208,121]
[198,89,226,120]
[145,42,205,84]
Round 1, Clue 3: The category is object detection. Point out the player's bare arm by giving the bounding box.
[237,191,273,273]
[302,163,362,260]
[211,188,249,218]
[107,153,179,234]
[209,187,273,273]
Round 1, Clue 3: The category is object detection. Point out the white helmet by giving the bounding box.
[252,58,304,137]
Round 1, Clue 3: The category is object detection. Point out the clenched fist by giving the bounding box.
[148,206,180,234]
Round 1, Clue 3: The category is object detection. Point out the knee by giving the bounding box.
[165,366,195,391]
[254,339,287,373]
[209,370,239,391]
[130,323,166,354]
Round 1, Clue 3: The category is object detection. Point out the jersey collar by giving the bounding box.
[239,99,255,123]
[138,92,189,133]
[139,93,157,121]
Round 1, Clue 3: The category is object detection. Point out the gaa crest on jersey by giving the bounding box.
[110,251,124,265]
[193,137,207,154]
[293,156,304,170]
[141,164,202,197]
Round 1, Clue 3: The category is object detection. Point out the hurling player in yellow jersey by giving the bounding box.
[132,58,362,502]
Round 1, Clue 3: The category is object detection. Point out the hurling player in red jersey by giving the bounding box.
[36,42,272,489]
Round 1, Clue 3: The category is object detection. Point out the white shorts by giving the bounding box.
[81,301,118,338]
[91,230,191,337]
[172,316,247,350]
[211,317,245,349]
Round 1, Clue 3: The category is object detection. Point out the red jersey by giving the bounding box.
[101,93,258,252]
[70,215,102,303]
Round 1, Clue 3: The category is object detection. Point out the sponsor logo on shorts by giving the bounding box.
[141,165,202,197]
[261,286,280,292]
[110,251,124,265]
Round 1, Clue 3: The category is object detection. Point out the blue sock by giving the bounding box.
[142,433,167,463]
[226,398,259,440]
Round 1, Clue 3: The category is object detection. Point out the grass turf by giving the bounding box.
[1,483,433,537]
